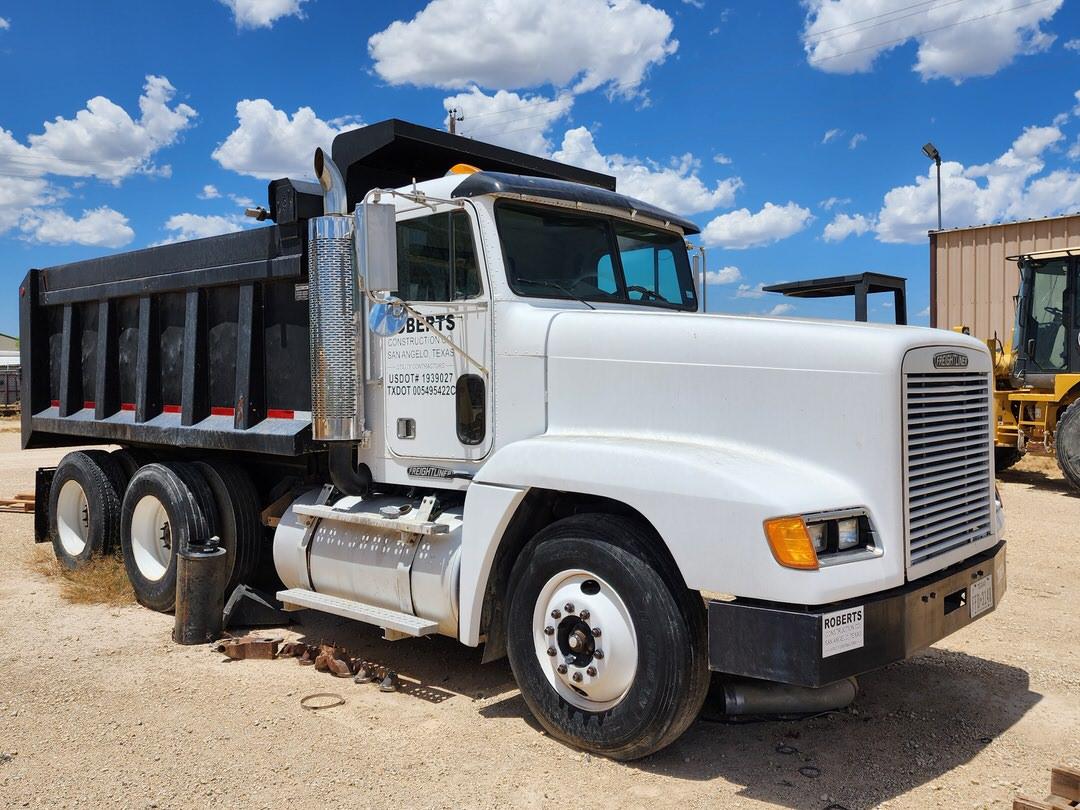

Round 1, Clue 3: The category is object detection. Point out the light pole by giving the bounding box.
[922,142,942,231]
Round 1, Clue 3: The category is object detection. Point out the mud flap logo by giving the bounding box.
[821,606,864,658]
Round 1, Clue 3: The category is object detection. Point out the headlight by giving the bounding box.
[764,509,879,570]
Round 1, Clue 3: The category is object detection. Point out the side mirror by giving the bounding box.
[354,202,398,293]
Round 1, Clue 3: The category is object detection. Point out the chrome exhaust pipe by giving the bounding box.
[314,147,348,216]
[722,677,858,716]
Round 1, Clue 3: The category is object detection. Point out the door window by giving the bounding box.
[1029,260,1068,371]
[396,211,482,302]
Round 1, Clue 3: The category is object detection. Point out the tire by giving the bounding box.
[120,463,211,612]
[109,448,147,485]
[994,446,1024,472]
[192,462,261,597]
[1055,399,1080,492]
[48,451,124,570]
[81,450,129,510]
[505,515,710,760]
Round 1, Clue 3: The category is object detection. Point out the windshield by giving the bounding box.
[495,202,698,310]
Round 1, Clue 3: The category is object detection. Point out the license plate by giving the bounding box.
[969,575,993,618]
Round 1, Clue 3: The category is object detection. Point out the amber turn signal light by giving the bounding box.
[763,516,820,570]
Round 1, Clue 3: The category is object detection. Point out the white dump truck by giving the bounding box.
[22,120,1006,759]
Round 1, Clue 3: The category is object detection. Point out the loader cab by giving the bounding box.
[1010,250,1080,389]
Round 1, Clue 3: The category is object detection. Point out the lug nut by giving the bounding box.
[579,609,590,621]
[557,664,567,674]
[546,647,556,657]
[592,627,602,638]
[544,625,554,636]
[594,650,604,659]
[564,603,575,613]
[572,672,583,683]
[586,666,597,677]
[551,609,561,620]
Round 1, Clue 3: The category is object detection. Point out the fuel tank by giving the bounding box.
[273,490,462,637]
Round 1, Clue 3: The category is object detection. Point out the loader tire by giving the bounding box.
[1055,399,1080,493]
[120,463,211,612]
[994,446,1024,473]
[49,451,124,570]
[505,515,709,761]
[192,462,261,597]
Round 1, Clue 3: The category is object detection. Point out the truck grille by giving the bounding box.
[904,371,993,570]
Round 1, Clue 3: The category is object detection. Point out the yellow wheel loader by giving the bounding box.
[976,248,1080,490]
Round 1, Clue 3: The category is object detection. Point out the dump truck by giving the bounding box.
[21,119,1007,760]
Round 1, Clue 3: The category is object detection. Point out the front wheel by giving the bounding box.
[505,515,709,760]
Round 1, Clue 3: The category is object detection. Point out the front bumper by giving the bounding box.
[707,541,1006,687]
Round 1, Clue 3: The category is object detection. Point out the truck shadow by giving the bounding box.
[627,648,1038,808]
[997,467,1076,496]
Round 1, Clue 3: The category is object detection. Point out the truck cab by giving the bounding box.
[23,120,1006,760]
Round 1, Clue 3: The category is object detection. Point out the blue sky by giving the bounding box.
[1,0,1079,334]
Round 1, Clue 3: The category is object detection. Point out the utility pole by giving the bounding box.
[921,142,943,231]
[447,107,463,135]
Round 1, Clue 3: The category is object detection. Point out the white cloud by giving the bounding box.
[368,0,678,97]
[767,303,795,316]
[1069,135,1080,161]
[713,153,733,165]
[442,87,573,156]
[157,213,249,244]
[802,0,1064,82]
[705,265,742,284]
[0,17,9,30]
[682,0,705,8]
[0,175,59,233]
[849,132,867,149]
[701,201,813,249]
[734,282,767,299]
[198,184,220,199]
[875,121,1080,243]
[212,99,362,180]
[219,0,305,28]
[20,206,134,248]
[0,75,195,184]
[823,212,874,241]
[229,193,255,208]
[822,128,843,144]
[820,196,851,210]
[1064,38,1080,52]
[552,127,741,215]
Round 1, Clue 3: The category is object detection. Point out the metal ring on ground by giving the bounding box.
[300,692,345,711]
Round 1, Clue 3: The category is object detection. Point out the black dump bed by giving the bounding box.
[19,119,615,458]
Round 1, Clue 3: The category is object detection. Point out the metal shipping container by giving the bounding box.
[930,213,1080,344]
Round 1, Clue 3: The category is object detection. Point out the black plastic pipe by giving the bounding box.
[173,540,227,645]
[329,444,372,496]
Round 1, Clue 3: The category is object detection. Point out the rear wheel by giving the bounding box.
[120,463,211,612]
[505,515,709,760]
[1055,399,1080,492]
[192,461,261,597]
[994,446,1025,472]
[48,451,123,569]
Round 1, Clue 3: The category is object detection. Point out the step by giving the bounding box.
[292,503,448,535]
[276,588,438,637]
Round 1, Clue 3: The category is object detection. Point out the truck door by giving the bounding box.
[382,204,492,462]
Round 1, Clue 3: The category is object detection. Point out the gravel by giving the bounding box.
[0,431,1077,809]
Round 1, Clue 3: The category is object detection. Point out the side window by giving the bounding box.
[396,211,482,302]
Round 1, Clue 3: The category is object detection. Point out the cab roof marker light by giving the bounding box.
[763,517,819,570]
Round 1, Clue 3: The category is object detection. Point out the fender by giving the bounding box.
[458,433,905,646]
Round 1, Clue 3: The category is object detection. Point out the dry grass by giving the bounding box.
[30,545,136,606]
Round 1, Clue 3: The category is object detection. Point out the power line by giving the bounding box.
[804,0,960,40]
[808,0,971,46]
[813,0,1057,63]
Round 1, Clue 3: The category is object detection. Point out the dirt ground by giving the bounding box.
[0,423,1077,809]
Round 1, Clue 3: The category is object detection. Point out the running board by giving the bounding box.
[276,588,438,639]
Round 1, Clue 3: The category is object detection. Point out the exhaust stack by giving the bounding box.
[308,149,364,444]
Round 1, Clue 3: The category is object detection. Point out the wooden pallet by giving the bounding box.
[1015,765,1080,810]
[0,492,34,514]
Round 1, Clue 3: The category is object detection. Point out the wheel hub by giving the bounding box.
[532,570,638,711]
